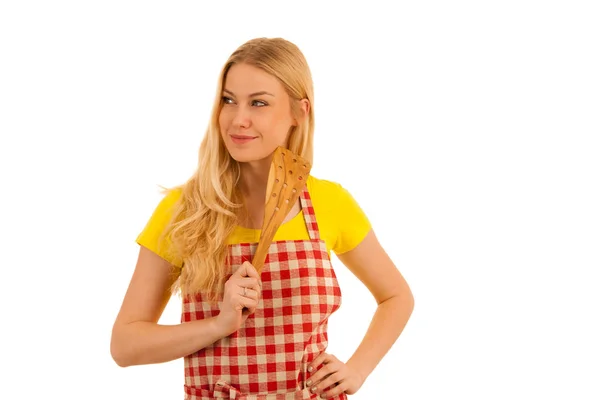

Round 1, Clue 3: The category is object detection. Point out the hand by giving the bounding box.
[216,261,262,336]
[306,353,365,398]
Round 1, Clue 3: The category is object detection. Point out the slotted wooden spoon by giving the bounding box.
[251,146,312,273]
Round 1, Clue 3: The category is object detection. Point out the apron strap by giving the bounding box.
[299,185,320,241]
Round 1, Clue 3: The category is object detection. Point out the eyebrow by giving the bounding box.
[223,89,275,98]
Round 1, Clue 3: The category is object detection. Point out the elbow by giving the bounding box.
[110,341,129,368]
[380,285,414,310]
[405,288,415,308]
[404,288,415,314]
[406,295,415,316]
[386,288,415,314]
[111,352,129,368]
[110,329,135,368]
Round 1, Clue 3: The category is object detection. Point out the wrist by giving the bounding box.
[212,314,234,338]
[346,357,368,384]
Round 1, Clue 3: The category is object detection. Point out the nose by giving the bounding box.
[231,104,251,129]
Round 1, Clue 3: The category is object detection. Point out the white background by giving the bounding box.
[1,1,599,399]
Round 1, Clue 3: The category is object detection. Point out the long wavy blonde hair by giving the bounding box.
[162,37,315,301]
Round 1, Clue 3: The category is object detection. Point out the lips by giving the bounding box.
[230,134,257,144]
[230,135,256,139]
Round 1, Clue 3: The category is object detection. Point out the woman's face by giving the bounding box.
[219,63,297,163]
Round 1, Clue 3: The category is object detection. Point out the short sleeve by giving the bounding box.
[332,184,372,255]
[136,188,183,267]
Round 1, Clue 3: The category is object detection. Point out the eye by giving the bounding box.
[252,100,267,107]
[222,96,234,104]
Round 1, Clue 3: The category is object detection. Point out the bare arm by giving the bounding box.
[337,229,415,381]
[110,246,228,367]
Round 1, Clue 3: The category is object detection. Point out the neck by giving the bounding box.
[238,155,273,201]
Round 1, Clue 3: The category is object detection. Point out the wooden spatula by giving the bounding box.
[251,146,312,273]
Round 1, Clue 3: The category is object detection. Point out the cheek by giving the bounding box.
[218,110,228,131]
[260,109,292,137]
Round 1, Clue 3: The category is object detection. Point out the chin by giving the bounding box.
[228,151,257,163]
[226,146,268,164]
[223,137,282,164]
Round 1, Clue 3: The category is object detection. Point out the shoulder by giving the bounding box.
[306,175,360,209]
[138,186,184,239]
[307,175,371,255]
[157,186,183,212]
[306,175,346,200]
[136,186,184,267]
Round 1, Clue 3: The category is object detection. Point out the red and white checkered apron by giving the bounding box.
[181,187,346,399]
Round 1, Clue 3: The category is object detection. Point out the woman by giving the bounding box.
[110,37,414,399]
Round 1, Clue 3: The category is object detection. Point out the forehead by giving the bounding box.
[223,63,285,95]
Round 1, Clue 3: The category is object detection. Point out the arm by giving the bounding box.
[337,229,414,381]
[110,246,229,367]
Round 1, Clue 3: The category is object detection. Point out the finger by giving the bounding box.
[308,372,335,391]
[242,261,261,280]
[309,357,343,386]
[233,262,250,278]
[244,262,263,291]
[316,381,347,399]
[311,371,343,396]
[249,280,262,296]
[307,365,337,387]
[236,296,258,313]
[235,261,258,277]
[235,277,259,288]
[241,287,259,300]
[224,278,256,300]
[225,277,258,295]
[233,268,261,293]
[308,352,331,373]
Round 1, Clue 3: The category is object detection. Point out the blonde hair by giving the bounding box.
[162,37,315,301]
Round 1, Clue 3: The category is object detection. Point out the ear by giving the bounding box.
[299,98,310,117]
[292,98,311,126]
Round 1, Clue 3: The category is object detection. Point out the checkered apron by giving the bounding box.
[181,187,346,399]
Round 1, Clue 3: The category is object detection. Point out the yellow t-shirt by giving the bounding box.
[136,175,371,268]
